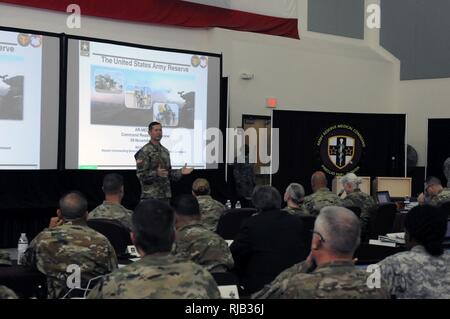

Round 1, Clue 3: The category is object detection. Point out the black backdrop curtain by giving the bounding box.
[427,119,450,185]
[272,110,406,195]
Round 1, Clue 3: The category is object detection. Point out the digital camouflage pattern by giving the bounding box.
[378,245,450,299]
[282,206,310,217]
[22,222,118,299]
[87,254,221,299]
[342,190,376,237]
[88,202,133,231]
[135,142,182,200]
[254,260,389,299]
[0,286,17,299]
[302,188,343,215]
[173,222,234,273]
[430,188,450,206]
[196,195,226,232]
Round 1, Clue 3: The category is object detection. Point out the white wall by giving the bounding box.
[0,2,400,156]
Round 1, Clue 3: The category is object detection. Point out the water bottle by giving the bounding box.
[235,201,242,209]
[225,200,232,209]
[17,233,28,265]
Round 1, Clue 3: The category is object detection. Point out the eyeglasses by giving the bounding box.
[311,230,326,243]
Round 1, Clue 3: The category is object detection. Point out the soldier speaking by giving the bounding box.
[135,122,193,202]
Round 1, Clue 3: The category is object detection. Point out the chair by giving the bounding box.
[369,203,397,239]
[87,219,131,257]
[216,208,257,240]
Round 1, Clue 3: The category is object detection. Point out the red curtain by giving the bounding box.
[0,0,299,39]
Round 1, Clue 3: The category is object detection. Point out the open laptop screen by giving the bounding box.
[377,191,392,204]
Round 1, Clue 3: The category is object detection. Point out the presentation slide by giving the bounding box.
[66,39,221,170]
[0,29,60,169]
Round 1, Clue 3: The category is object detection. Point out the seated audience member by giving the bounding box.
[340,173,376,238]
[254,206,389,299]
[418,176,450,206]
[23,191,117,299]
[172,194,234,273]
[282,183,309,216]
[230,186,309,294]
[191,178,225,232]
[303,171,342,215]
[378,205,450,299]
[88,199,220,299]
[0,286,17,299]
[88,173,133,231]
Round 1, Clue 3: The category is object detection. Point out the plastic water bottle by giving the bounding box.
[17,233,28,265]
[235,201,242,209]
[225,200,232,209]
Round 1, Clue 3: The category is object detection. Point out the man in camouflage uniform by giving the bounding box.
[192,178,225,231]
[88,173,133,231]
[378,205,450,299]
[0,286,17,299]
[22,192,118,299]
[282,183,309,216]
[254,206,389,299]
[302,171,342,215]
[340,173,376,239]
[0,249,12,266]
[134,122,193,202]
[419,176,450,206]
[88,200,220,299]
[173,194,234,273]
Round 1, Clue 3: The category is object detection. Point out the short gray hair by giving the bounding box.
[341,173,362,190]
[252,185,281,210]
[314,206,361,256]
[285,183,305,205]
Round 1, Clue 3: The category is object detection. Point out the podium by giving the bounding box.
[332,176,371,196]
[372,177,412,198]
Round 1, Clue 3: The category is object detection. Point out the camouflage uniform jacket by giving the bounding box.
[430,188,450,206]
[342,190,376,236]
[282,206,310,217]
[87,254,221,299]
[197,195,226,232]
[135,141,182,200]
[378,245,450,299]
[22,222,118,299]
[254,260,389,299]
[302,188,343,215]
[173,222,234,272]
[0,286,17,299]
[88,201,133,231]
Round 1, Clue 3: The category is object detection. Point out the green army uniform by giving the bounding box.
[173,222,234,273]
[430,188,450,206]
[135,142,182,201]
[197,195,226,232]
[302,188,343,215]
[282,206,310,217]
[342,189,376,237]
[87,254,221,299]
[88,202,133,231]
[22,222,118,299]
[254,260,389,299]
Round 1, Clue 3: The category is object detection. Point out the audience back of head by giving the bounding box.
[59,191,88,221]
[252,185,281,211]
[102,173,124,195]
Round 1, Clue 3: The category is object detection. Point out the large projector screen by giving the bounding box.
[66,37,221,170]
[0,29,60,169]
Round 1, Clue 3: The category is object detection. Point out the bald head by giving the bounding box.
[311,171,328,192]
[59,191,88,220]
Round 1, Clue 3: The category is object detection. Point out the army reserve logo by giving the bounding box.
[317,125,366,175]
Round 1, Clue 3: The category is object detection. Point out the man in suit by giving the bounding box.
[230,185,309,294]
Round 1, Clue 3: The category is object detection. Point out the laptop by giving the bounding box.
[376,191,392,204]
